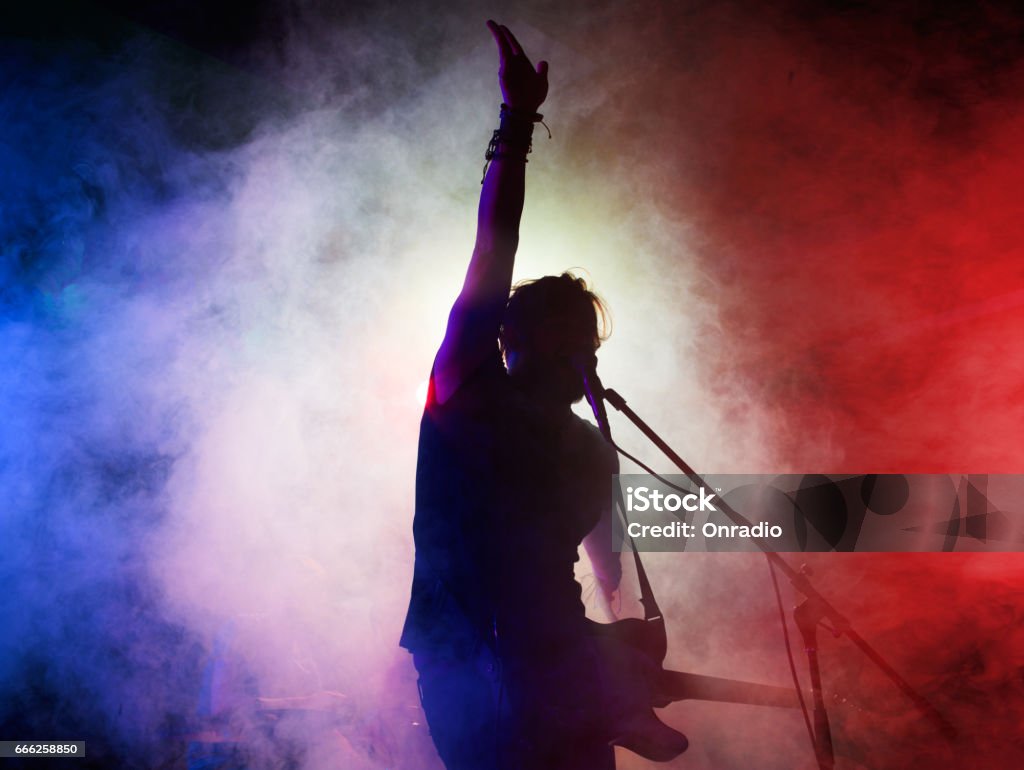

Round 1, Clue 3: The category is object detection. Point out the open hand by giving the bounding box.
[486,20,548,112]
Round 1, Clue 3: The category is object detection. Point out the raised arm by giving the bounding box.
[431,21,549,405]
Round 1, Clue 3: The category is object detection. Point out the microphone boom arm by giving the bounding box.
[601,386,958,749]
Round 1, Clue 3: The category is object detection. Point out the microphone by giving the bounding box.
[572,353,612,443]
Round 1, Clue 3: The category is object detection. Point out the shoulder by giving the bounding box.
[571,415,619,474]
[426,348,508,414]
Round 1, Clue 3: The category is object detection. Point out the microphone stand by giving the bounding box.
[595,385,957,769]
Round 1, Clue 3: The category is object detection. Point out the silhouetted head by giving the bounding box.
[499,272,610,405]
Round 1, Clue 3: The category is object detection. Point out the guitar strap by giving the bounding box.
[613,482,664,624]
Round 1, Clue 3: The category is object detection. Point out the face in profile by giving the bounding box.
[505,323,592,405]
[500,273,607,406]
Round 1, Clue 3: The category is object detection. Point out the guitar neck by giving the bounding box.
[657,670,801,709]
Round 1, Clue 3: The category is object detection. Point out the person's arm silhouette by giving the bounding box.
[431,21,548,404]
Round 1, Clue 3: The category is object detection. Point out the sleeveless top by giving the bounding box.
[399,350,616,661]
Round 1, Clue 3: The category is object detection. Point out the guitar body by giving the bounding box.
[586,616,667,666]
[586,616,677,711]
[584,616,690,760]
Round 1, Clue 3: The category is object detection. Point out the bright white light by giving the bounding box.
[415,378,430,406]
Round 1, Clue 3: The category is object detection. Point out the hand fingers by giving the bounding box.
[486,19,512,61]
[500,24,525,57]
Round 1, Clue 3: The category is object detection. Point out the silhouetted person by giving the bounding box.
[400,21,685,770]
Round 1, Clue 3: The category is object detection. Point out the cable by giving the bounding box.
[612,441,701,498]
[767,556,816,754]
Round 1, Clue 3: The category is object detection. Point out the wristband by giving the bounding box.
[481,103,551,183]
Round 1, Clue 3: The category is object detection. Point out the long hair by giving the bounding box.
[498,271,611,360]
